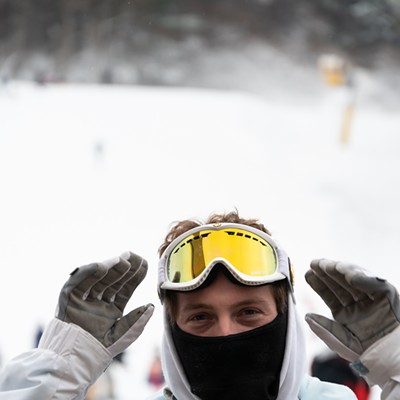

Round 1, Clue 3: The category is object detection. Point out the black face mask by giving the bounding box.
[171,312,288,400]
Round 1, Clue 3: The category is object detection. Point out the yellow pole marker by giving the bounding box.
[340,102,355,145]
[317,54,356,146]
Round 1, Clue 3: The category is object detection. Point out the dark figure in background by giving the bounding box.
[312,351,370,400]
[33,325,44,348]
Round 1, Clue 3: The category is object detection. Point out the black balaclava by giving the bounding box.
[171,311,288,400]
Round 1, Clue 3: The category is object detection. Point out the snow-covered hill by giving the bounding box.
[1,76,398,399]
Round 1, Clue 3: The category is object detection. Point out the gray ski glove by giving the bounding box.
[56,251,154,357]
[305,259,400,363]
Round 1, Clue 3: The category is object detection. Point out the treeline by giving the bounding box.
[0,0,399,82]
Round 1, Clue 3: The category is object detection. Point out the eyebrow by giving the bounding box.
[180,303,213,313]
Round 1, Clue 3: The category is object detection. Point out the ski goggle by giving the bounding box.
[158,223,293,300]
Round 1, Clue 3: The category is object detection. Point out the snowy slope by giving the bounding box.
[1,79,399,399]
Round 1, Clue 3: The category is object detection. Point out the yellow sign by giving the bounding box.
[318,54,349,87]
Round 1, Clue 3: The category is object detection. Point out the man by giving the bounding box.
[0,211,399,399]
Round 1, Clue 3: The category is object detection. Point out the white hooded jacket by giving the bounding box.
[155,291,356,400]
[0,315,400,398]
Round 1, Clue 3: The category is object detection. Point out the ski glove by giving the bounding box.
[304,258,400,363]
[56,251,154,357]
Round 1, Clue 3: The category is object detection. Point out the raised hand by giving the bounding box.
[304,258,400,362]
[56,251,154,357]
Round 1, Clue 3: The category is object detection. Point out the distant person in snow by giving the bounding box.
[33,324,44,348]
[0,210,399,400]
[311,351,370,400]
[147,349,165,391]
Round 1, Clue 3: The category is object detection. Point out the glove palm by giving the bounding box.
[305,259,400,362]
[56,251,154,357]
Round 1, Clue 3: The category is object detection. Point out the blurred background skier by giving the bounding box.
[311,350,370,400]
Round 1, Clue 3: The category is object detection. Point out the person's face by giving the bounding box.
[175,271,278,337]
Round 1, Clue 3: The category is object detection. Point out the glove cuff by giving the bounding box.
[351,325,400,388]
[40,319,113,390]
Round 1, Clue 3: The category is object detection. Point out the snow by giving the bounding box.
[1,76,399,399]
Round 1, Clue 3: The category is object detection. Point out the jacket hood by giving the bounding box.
[160,291,307,400]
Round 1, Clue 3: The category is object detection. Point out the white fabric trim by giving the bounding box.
[360,325,400,399]
[0,319,113,400]
[39,318,113,390]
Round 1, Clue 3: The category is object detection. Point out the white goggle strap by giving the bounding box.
[158,256,168,302]
[276,247,295,294]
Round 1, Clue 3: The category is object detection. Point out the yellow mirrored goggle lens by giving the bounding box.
[166,228,277,283]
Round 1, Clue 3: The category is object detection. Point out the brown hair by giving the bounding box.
[159,210,289,323]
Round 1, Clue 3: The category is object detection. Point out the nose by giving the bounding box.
[213,315,238,336]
